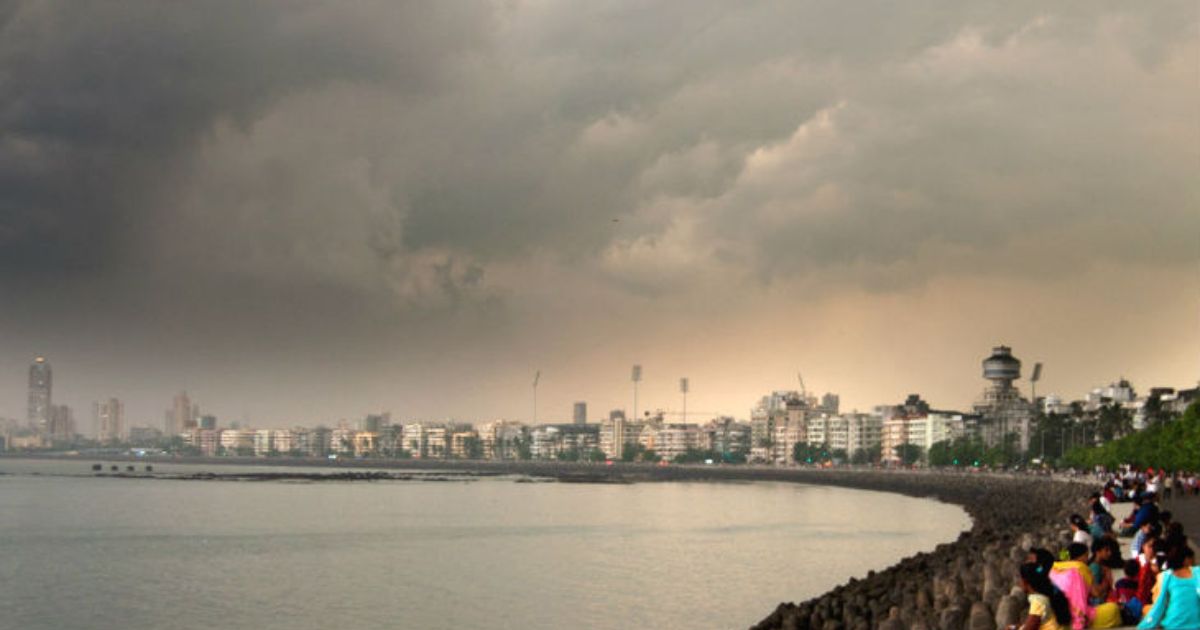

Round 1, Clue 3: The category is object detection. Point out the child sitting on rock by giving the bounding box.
[1114,558,1143,625]
[1012,561,1072,630]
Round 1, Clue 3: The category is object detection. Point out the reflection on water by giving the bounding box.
[0,459,969,630]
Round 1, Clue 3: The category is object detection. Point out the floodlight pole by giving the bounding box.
[632,365,642,421]
[680,377,689,422]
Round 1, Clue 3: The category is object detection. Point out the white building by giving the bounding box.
[881,412,965,464]
[651,423,703,462]
[219,429,255,454]
[842,413,884,456]
[1086,379,1137,411]
[272,429,295,455]
[599,417,626,460]
[253,429,274,456]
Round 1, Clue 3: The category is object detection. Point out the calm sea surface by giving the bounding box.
[0,458,969,630]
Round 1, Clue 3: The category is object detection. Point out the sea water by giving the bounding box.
[0,459,969,629]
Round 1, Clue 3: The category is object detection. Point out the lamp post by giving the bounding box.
[1032,362,1043,462]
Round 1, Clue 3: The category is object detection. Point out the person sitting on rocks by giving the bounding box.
[1071,514,1094,547]
[1089,501,1115,539]
[1162,522,1186,556]
[1087,539,1124,628]
[1053,543,1122,629]
[1052,543,1095,629]
[1138,546,1200,629]
[1132,521,1163,565]
[1101,486,1117,510]
[1123,493,1160,537]
[1121,494,1146,535]
[1089,538,1119,604]
[1137,538,1163,614]
[1015,561,1072,630]
[1114,559,1143,625]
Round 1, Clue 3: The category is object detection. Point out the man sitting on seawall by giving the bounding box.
[1122,493,1160,538]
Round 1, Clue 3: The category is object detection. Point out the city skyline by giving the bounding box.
[2,346,1194,431]
[0,3,1196,427]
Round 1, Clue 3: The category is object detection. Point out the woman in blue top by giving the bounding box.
[1138,546,1199,629]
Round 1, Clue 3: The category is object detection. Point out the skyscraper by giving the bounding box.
[27,357,52,434]
[165,391,198,435]
[573,402,587,425]
[95,398,125,443]
[48,405,75,442]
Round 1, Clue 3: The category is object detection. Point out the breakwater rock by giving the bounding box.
[740,470,1087,630]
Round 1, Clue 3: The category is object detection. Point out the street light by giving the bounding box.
[1032,362,1043,461]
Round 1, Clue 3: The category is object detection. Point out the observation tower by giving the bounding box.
[974,346,1033,452]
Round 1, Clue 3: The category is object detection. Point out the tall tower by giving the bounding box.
[982,346,1021,389]
[28,357,52,434]
[573,402,587,425]
[974,346,1033,452]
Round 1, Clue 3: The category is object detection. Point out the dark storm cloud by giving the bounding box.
[0,1,488,277]
[0,1,1195,424]
[5,1,1194,300]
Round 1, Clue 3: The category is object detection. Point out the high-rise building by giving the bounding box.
[199,415,217,430]
[599,415,626,460]
[573,402,587,425]
[820,393,840,415]
[750,391,813,463]
[165,392,198,435]
[749,391,799,456]
[362,413,389,433]
[28,357,52,434]
[48,404,74,442]
[95,398,125,443]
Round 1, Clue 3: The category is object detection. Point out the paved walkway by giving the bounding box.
[1163,492,1200,546]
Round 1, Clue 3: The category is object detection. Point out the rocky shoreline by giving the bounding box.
[739,471,1088,630]
[6,455,1088,629]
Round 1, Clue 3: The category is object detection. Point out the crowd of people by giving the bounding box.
[1011,467,1199,630]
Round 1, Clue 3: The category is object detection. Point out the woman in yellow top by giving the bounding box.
[1013,561,1073,630]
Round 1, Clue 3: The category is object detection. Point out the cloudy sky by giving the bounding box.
[0,1,1196,429]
